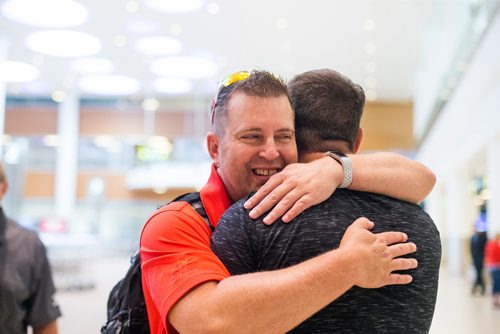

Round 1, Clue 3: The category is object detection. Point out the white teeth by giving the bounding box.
[254,169,278,176]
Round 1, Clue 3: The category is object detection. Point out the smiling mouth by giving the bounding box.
[253,169,280,177]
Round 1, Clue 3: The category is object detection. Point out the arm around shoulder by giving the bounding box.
[349,152,436,203]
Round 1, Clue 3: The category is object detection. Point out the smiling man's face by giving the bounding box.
[210,91,298,202]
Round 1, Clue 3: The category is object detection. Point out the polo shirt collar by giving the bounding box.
[200,164,233,227]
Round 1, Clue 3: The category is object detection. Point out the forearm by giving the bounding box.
[33,321,58,334]
[348,152,436,203]
[170,248,356,334]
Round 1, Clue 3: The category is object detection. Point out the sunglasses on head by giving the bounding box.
[210,70,251,123]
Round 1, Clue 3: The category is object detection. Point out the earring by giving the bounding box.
[215,162,220,168]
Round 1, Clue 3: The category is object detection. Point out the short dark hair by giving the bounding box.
[212,69,290,137]
[288,69,365,153]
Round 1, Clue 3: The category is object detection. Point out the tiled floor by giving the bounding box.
[55,256,500,333]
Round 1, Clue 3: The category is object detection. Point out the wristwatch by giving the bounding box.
[324,151,353,188]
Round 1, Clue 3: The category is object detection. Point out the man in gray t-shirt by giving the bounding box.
[0,163,61,334]
[211,69,441,333]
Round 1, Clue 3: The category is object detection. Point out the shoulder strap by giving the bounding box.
[169,192,213,232]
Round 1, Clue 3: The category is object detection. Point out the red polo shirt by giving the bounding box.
[140,164,233,334]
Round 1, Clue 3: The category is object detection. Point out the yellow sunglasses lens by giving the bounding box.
[219,71,250,88]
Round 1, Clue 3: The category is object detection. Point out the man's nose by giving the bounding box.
[259,139,280,161]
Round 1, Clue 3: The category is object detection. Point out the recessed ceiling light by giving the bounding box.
[366,89,377,101]
[135,36,182,56]
[365,61,377,73]
[0,60,39,82]
[79,75,141,95]
[276,18,288,30]
[144,0,204,13]
[151,56,217,79]
[26,30,101,57]
[153,77,193,94]
[365,77,377,88]
[206,2,220,14]
[70,57,114,74]
[363,19,376,31]
[51,90,66,102]
[125,0,139,12]
[1,0,88,28]
[113,35,127,47]
[141,98,160,111]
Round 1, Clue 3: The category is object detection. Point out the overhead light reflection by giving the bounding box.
[26,30,101,57]
[144,0,204,13]
[0,61,39,83]
[1,0,88,28]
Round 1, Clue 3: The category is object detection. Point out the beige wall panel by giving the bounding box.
[79,108,144,136]
[359,102,414,152]
[154,112,187,137]
[24,172,55,197]
[5,106,57,135]
[76,172,195,201]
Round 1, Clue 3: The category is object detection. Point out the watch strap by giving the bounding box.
[324,151,353,188]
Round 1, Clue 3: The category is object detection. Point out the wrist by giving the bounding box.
[324,151,353,188]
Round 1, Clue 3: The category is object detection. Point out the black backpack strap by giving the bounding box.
[168,192,213,232]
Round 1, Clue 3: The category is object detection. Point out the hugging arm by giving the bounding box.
[245,152,436,224]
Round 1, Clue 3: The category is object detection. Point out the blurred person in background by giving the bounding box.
[211,69,441,333]
[470,211,488,295]
[485,232,500,308]
[0,162,61,334]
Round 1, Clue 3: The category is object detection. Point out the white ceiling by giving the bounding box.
[0,0,441,102]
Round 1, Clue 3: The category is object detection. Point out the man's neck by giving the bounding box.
[299,147,352,163]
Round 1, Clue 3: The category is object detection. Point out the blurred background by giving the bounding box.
[1,0,500,332]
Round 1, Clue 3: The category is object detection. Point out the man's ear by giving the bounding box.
[353,128,363,153]
[206,132,220,163]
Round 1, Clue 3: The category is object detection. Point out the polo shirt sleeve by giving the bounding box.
[140,201,230,331]
[26,235,61,327]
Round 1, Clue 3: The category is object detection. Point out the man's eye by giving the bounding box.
[276,134,293,141]
[240,134,260,141]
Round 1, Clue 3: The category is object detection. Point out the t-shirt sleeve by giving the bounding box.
[26,236,61,326]
[210,200,258,275]
[140,201,230,330]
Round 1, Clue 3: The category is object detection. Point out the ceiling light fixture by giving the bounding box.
[1,0,88,28]
[206,2,220,14]
[144,0,204,13]
[0,60,39,82]
[365,89,377,101]
[135,36,182,56]
[79,74,141,95]
[150,56,217,79]
[365,61,377,73]
[26,30,101,57]
[363,19,376,31]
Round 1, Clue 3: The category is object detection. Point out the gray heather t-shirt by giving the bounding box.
[0,209,61,334]
[211,189,441,334]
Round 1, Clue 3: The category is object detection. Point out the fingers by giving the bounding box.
[390,257,418,272]
[377,231,408,245]
[247,182,293,221]
[349,217,374,231]
[261,190,303,224]
[244,174,283,211]
[385,273,413,285]
[281,194,314,223]
[387,242,417,259]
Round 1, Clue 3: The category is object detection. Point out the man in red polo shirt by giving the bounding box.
[140,70,435,333]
